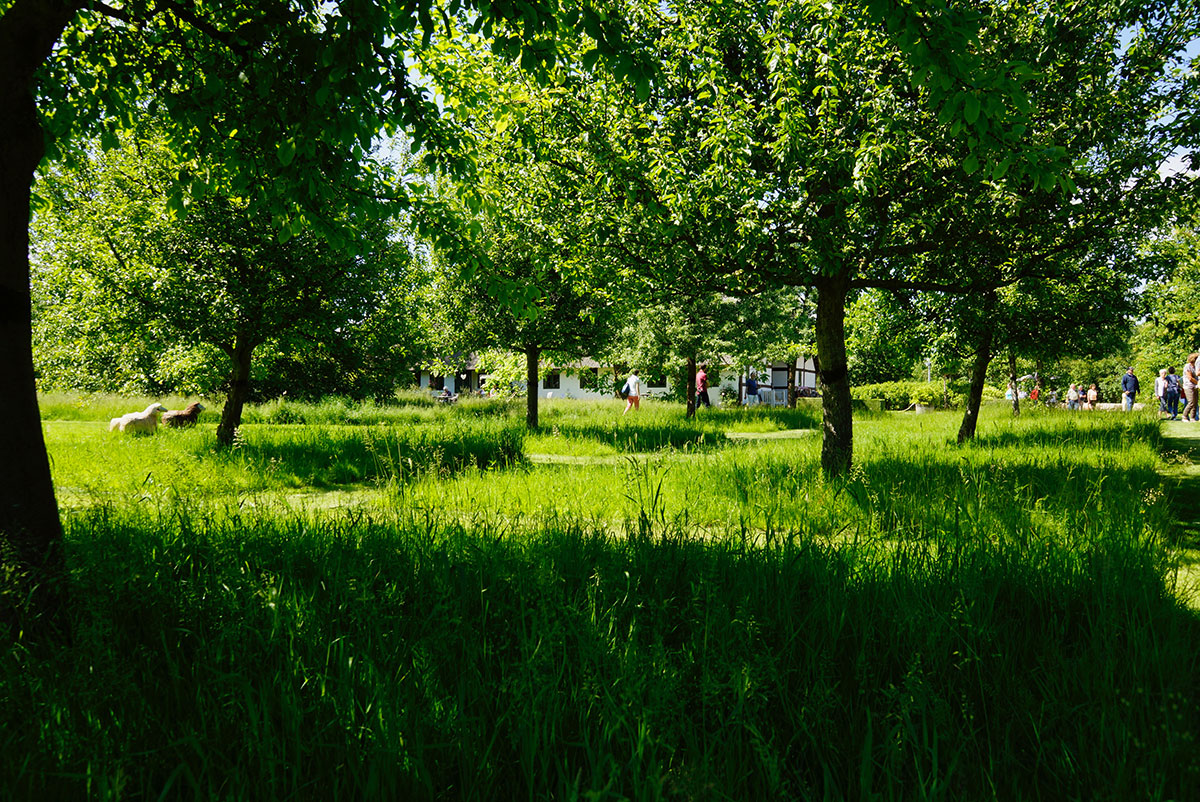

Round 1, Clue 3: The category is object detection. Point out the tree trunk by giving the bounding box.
[217,338,256,446]
[525,343,540,430]
[815,275,853,477]
[613,366,623,399]
[686,354,697,418]
[0,3,79,637]
[957,297,997,444]
[1008,349,1020,417]
[787,360,797,408]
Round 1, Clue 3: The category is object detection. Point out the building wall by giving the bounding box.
[418,357,816,406]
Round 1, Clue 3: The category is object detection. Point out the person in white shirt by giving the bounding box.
[623,369,642,415]
[1155,368,1168,413]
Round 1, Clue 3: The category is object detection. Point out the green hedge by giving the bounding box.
[851,381,1005,410]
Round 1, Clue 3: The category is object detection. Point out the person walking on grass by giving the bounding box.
[695,363,711,409]
[1184,354,1200,422]
[622,369,642,415]
[1165,366,1182,420]
[1087,383,1098,410]
[1121,367,1140,412]
[1156,368,1168,412]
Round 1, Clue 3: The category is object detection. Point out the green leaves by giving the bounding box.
[277,138,297,167]
[964,93,980,125]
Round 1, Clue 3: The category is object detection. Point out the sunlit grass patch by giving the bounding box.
[45,416,525,509]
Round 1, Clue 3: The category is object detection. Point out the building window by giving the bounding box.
[645,371,666,388]
[543,371,561,390]
[431,375,445,391]
[580,368,600,391]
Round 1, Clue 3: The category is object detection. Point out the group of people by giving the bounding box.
[1061,355,1200,420]
[1065,370,1137,412]
[1154,353,1200,421]
[1064,383,1100,411]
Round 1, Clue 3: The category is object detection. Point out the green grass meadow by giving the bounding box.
[7,395,1200,800]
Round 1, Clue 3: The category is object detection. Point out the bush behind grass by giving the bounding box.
[5,504,1200,801]
[851,381,1008,410]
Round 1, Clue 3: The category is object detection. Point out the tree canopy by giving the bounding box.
[33,128,419,437]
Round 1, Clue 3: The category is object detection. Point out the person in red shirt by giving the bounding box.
[696,364,711,408]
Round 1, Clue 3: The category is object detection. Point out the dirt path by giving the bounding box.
[1159,420,1200,607]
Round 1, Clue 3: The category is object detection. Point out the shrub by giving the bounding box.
[851,380,1006,410]
[851,381,948,409]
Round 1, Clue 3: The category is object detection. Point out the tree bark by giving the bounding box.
[957,296,997,444]
[787,360,797,408]
[815,275,853,477]
[686,354,697,418]
[217,338,256,446]
[0,3,80,637]
[525,343,540,430]
[1008,349,1020,417]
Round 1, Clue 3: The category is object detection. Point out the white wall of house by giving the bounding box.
[417,356,816,406]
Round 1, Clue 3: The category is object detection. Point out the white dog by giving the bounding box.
[109,403,166,434]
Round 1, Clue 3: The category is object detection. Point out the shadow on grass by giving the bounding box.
[542,421,726,452]
[211,424,525,487]
[968,416,1161,452]
[855,454,1161,543]
[9,509,1199,800]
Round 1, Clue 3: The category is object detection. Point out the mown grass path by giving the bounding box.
[1159,419,1200,606]
[527,427,818,465]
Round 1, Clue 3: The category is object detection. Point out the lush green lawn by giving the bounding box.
[7,396,1199,800]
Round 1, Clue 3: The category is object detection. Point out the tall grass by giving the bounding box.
[37,391,521,427]
[4,500,1198,800]
[403,408,1170,542]
[12,398,1196,800]
[45,418,524,510]
[534,399,820,453]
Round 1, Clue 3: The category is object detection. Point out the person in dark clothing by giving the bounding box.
[1165,366,1182,420]
[1120,367,1140,412]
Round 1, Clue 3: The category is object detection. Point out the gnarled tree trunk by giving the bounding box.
[815,275,853,477]
[525,343,540,430]
[217,337,257,446]
[0,3,79,637]
[957,294,997,444]
[787,360,797,408]
[686,354,697,418]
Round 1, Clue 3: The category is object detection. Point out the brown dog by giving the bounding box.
[162,402,205,428]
